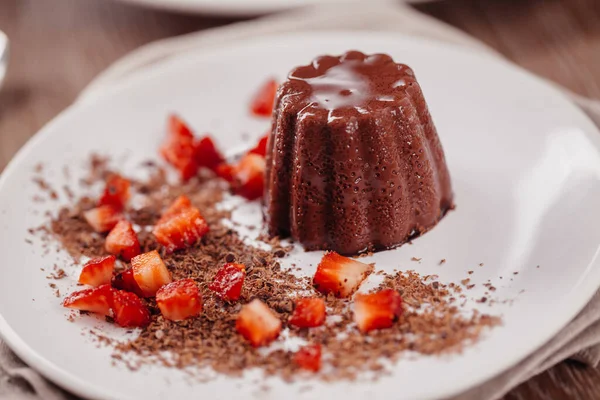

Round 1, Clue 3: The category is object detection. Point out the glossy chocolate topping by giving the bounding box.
[288,51,415,119]
[264,51,453,255]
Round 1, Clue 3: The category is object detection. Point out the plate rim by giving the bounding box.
[1,30,599,400]
[112,0,431,17]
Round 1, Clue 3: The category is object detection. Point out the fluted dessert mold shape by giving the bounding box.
[264,51,453,255]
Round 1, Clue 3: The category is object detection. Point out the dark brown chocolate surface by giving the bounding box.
[264,51,453,255]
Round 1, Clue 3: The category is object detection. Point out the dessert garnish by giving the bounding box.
[31,76,500,384]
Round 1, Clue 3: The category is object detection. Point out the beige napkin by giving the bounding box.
[3,3,600,400]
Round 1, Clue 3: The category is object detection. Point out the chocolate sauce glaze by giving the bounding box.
[263,51,454,256]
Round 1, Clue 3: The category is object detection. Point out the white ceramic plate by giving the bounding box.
[114,0,428,17]
[1,32,600,400]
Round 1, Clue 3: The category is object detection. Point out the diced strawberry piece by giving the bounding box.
[215,163,235,183]
[236,299,281,347]
[160,114,199,181]
[98,174,130,211]
[112,268,145,297]
[232,153,265,201]
[105,220,141,261]
[131,250,172,297]
[250,79,278,117]
[248,134,269,157]
[156,279,202,321]
[83,205,122,233]
[294,344,322,372]
[63,284,114,316]
[162,195,192,219]
[194,136,225,172]
[153,203,209,253]
[354,289,403,333]
[169,113,194,137]
[111,290,150,328]
[209,263,246,301]
[79,255,115,287]
[313,252,373,298]
[288,298,326,328]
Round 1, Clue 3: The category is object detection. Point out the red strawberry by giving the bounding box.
[236,299,281,347]
[313,252,373,298]
[169,113,194,137]
[162,195,192,218]
[153,204,209,253]
[83,205,122,233]
[63,284,114,316]
[79,255,115,287]
[105,220,141,261]
[288,298,326,328]
[294,344,322,372]
[156,279,202,321]
[209,263,246,301]
[111,290,150,328]
[194,136,225,172]
[112,268,145,297]
[354,289,403,333]
[248,134,269,157]
[98,174,130,211]
[250,79,278,117]
[232,153,265,201]
[215,163,235,183]
[131,250,172,297]
[160,114,199,181]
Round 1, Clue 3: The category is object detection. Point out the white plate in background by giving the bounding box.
[115,0,428,17]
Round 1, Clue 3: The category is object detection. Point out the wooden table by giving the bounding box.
[1,0,599,398]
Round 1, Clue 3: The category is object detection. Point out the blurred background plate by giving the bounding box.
[113,0,428,17]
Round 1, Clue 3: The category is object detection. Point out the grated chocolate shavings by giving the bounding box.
[39,156,502,383]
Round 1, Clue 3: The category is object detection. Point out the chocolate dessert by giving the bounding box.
[264,51,454,255]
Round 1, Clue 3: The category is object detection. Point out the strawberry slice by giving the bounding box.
[83,204,122,233]
[354,289,403,333]
[79,255,116,287]
[112,268,145,297]
[105,220,141,261]
[131,250,172,297]
[209,263,246,301]
[194,136,225,172]
[215,163,235,183]
[250,79,278,117]
[294,344,322,372]
[63,284,114,316]
[169,113,194,137]
[162,195,192,218]
[111,290,150,328]
[156,279,203,321]
[98,174,130,211]
[288,298,326,328]
[313,252,373,298]
[236,299,281,347]
[153,201,209,253]
[248,134,269,157]
[160,114,199,181]
[232,153,265,201]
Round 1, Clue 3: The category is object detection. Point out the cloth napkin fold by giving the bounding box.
[3,3,600,400]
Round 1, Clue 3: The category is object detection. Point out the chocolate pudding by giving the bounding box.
[264,51,453,255]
